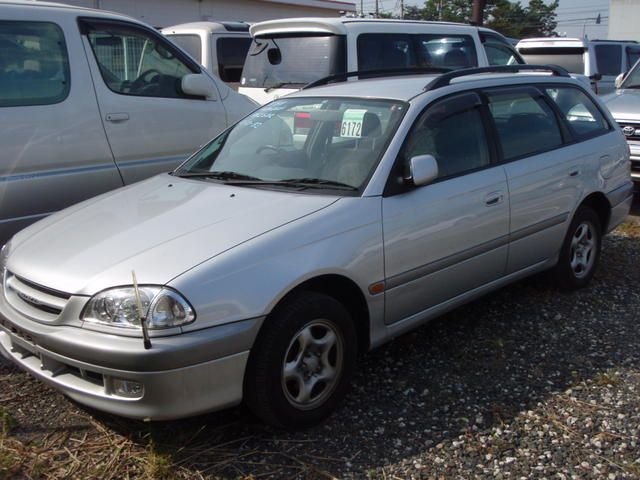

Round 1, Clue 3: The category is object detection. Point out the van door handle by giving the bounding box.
[105,112,130,123]
[484,191,504,206]
[569,169,580,177]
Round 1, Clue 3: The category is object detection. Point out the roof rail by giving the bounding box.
[592,39,638,44]
[302,67,451,90]
[426,64,570,90]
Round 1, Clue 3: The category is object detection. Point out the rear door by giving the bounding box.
[0,10,122,243]
[484,85,583,273]
[79,18,227,184]
[382,92,509,324]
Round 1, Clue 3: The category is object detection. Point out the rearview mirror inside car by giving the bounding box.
[407,154,439,187]
[181,73,216,99]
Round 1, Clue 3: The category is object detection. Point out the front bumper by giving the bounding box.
[0,299,263,420]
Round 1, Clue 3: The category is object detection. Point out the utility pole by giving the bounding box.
[375,0,379,18]
[400,0,404,19]
[360,0,363,17]
[471,0,486,26]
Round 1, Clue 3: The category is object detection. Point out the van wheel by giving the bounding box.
[244,292,357,429]
[554,206,602,290]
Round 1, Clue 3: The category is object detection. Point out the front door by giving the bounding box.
[382,92,510,325]
[79,18,227,184]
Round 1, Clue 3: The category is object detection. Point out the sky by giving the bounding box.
[363,0,610,39]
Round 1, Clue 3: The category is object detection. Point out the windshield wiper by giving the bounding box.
[173,171,263,181]
[622,84,640,89]
[279,178,358,191]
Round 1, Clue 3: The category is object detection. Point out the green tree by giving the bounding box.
[398,0,559,38]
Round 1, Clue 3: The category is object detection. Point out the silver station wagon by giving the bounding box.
[0,66,634,429]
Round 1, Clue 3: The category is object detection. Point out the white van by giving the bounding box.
[162,21,252,90]
[0,1,257,244]
[516,37,640,95]
[239,18,524,104]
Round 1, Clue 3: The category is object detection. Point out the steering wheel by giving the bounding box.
[256,144,284,155]
[129,69,162,92]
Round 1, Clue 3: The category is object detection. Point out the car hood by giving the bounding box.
[8,174,338,295]
[601,89,640,122]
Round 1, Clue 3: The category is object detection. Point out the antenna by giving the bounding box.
[132,270,152,350]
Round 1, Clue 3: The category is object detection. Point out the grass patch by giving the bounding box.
[0,408,16,436]
[616,220,640,237]
[593,372,621,387]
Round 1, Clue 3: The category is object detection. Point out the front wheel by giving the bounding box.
[244,292,357,429]
[553,206,602,290]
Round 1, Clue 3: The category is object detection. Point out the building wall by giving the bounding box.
[58,0,349,27]
[609,0,640,42]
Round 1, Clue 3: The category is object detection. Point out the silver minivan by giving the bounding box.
[0,66,633,429]
[0,1,256,244]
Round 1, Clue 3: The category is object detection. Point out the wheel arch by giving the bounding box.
[265,274,371,355]
[578,192,611,233]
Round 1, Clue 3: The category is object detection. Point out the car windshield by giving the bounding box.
[518,47,585,74]
[175,97,407,192]
[241,35,346,89]
[621,61,640,88]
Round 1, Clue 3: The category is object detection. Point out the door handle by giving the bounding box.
[105,112,130,123]
[484,191,504,206]
[569,169,580,177]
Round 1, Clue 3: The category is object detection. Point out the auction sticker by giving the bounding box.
[341,109,367,138]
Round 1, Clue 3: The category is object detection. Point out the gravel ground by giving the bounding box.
[1,209,639,479]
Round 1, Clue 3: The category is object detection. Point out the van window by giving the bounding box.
[546,86,610,139]
[0,21,70,107]
[165,34,202,64]
[595,44,622,76]
[84,22,196,98]
[405,93,489,178]
[241,35,346,89]
[518,47,585,74]
[487,89,563,161]
[216,37,251,83]
[484,42,522,66]
[626,47,640,69]
[357,33,477,71]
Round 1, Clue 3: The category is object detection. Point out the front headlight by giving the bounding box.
[82,286,195,329]
[0,241,11,287]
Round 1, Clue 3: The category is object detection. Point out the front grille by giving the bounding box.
[3,272,70,320]
[618,122,640,141]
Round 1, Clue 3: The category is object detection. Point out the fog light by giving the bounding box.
[111,378,143,398]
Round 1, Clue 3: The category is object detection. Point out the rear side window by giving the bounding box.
[487,89,563,161]
[595,44,622,76]
[216,37,251,83]
[417,34,477,69]
[357,33,477,72]
[0,21,70,107]
[518,47,585,74]
[546,86,610,139]
[405,93,490,178]
[165,34,202,64]
[358,34,417,70]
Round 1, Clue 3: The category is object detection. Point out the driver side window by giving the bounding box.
[85,22,195,98]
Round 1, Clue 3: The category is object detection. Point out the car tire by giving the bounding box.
[244,291,358,429]
[553,206,602,290]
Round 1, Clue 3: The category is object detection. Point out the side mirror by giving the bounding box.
[407,154,439,187]
[181,73,216,99]
[589,72,603,82]
[615,72,627,89]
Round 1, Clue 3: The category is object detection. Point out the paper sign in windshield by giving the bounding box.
[341,109,367,138]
